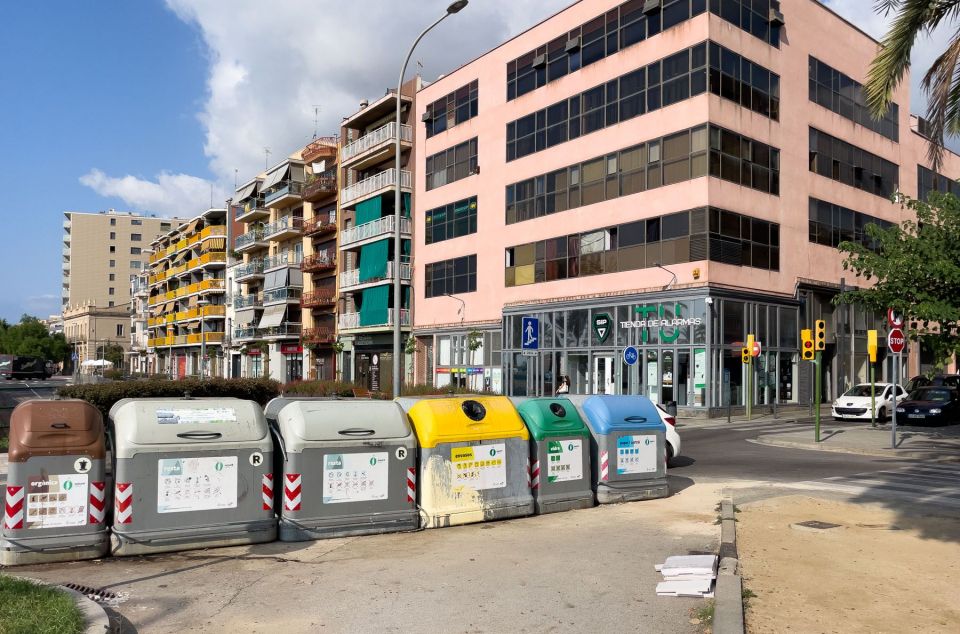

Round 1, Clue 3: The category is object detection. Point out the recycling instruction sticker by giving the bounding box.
[451,443,506,490]
[546,439,583,483]
[26,474,88,529]
[616,435,658,474]
[322,452,388,504]
[156,408,237,425]
[157,456,238,513]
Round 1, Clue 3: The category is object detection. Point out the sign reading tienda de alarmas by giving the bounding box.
[619,303,704,343]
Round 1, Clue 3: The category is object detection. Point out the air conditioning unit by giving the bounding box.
[564,36,581,53]
[643,0,661,15]
[532,54,546,69]
[421,111,432,122]
[769,8,785,26]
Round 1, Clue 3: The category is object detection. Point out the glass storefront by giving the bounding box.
[432,330,503,393]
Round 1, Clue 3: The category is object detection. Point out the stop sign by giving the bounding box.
[752,341,762,357]
[887,328,906,353]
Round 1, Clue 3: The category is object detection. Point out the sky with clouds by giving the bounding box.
[0,0,956,322]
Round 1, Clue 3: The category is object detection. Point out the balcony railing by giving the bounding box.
[301,289,336,308]
[233,293,263,309]
[234,258,265,279]
[303,215,337,237]
[339,261,412,289]
[263,180,304,205]
[339,214,411,249]
[233,326,258,341]
[263,287,302,304]
[260,323,302,339]
[234,198,268,220]
[301,252,336,273]
[263,251,303,270]
[339,309,410,330]
[302,326,336,344]
[340,168,411,205]
[235,228,266,249]
[302,136,338,163]
[341,122,413,163]
[303,174,337,200]
[263,215,304,239]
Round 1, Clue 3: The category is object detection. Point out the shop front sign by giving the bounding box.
[619,303,704,343]
[593,313,612,343]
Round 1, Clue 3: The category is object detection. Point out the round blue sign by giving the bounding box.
[623,346,639,366]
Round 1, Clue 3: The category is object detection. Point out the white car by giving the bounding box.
[832,383,906,421]
[655,404,682,466]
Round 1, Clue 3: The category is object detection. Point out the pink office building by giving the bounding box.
[411,0,960,416]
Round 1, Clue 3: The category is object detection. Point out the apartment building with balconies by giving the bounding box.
[299,135,340,380]
[230,154,307,382]
[128,267,151,375]
[145,208,228,378]
[337,81,418,391]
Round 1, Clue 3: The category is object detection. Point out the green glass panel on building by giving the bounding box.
[359,239,389,282]
[359,285,390,326]
[355,196,383,225]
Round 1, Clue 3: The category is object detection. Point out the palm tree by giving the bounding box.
[865,0,960,171]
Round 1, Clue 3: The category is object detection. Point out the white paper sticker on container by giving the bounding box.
[546,439,583,483]
[157,456,238,513]
[451,443,507,490]
[616,435,658,475]
[156,408,238,425]
[322,452,388,504]
[26,474,88,529]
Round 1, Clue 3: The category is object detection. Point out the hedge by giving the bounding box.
[283,381,490,399]
[57,378,282,420]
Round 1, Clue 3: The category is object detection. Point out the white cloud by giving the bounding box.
[79,169,228,218]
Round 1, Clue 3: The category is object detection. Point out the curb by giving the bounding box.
[7,576,112,634]
[750,436,960,462]
[713,497,743,634]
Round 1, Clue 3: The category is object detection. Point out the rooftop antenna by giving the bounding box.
[312,105,322,139]
[263,147,271,170]
[209,182,214,208]
[234,168,238,190]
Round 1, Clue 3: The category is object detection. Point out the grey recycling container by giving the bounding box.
[264,397,418,541]
[567,395,668,503]
[108,397,276,556]
[513,397,594,514]
[1,399,109,565]
[399,396,534,529]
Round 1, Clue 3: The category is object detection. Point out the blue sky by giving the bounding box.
[0,0,952,323]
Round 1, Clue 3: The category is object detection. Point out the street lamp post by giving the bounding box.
[393,0,469,399]
[198,299,210,379]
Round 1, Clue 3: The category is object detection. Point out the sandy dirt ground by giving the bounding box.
[738,495,960,634]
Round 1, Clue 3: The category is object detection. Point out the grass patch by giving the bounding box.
[0,575,84,634]
[690,599,715,632]
[742,587,757,609]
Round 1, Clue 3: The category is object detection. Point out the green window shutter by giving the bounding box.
[401,192,412,218]
[359,239,389,282]
[355,195,383,225]
[359,285,390,326]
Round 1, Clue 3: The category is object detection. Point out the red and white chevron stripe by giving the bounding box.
[262,474,274,511]
[284,473,302,511]
[114,482,133,525]
[4,485,24,530]
[89,481,106,524]
[600,451,609,482]
[525,457,531,489]
[406,467,416,503]
[531,459,540,490]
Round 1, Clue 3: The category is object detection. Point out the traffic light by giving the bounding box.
[867,329,878,363]
[814,319,826,350]
[741,346,751,364]
[801,329,815,361]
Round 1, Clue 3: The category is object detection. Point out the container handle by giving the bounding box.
[338,428,376,436]
[176,431,223,440]
[51,423,70,429]
[624,416,648,423]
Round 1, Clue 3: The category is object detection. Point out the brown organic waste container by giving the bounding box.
[1,399,110,565]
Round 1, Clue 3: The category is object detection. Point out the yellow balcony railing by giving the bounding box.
[174,305,226,322]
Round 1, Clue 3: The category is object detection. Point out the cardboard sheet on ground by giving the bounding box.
[655,578,714,597]
[655,554,718,576]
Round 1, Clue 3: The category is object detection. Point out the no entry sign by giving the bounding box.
[887,328,906,353]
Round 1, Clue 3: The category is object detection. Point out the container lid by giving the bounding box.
[515,398,589,441]
[110,398,268,446]
[578,395,666,435]
[270,398,411,442]
[8,399,105,462]
[405,396,529,448]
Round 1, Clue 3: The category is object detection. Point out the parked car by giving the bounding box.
[904,374,960,393]
[0,354,12,380]
[655,404,682,467]
[1,355,51,380]
[832,383,906,421]
[895,386,960,426]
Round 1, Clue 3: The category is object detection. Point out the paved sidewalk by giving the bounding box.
[754,422,960,461]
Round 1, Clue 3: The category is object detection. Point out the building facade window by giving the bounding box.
[131,233,142,241]
[809,128,898,198]
[504,206,779,288]
[116,324,124,337]
[808,198,893,250]
[708,0,781,47]
[109,287,115,295]
[109,259,116,268]
[109,232,116,240]
[709,42,780,120]
[808,57,898,141]
[109,245,116,253]
[505,124,778,225]
[130,260,142,269]
[507,43,708,161]
[917,165,960,201]
[131,219,142,225]
[425,196,478,244]
[506,0,711,101]
[110,218,116,226]
[109,274,115,281]
[424,80,478,138]
[131,247,141,255]
[425,254,477,298]
[425,138,478,190]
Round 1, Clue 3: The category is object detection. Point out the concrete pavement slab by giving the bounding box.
[753,424,960,461]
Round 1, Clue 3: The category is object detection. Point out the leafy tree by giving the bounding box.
[0,315,68,362]
[836,192,960,370]
[97,344,126,369]
[865,0,960,170]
